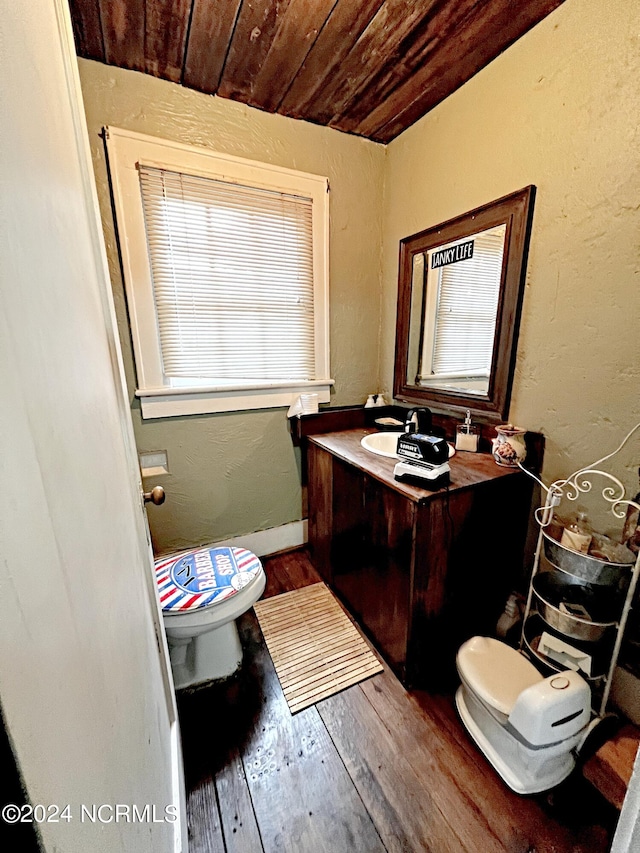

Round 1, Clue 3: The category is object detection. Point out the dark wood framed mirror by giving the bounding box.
[393,186,535,422]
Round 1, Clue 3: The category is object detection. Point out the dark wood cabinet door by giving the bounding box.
[407,475,533,687]
[333,474,414,677]
[308,446,414,677]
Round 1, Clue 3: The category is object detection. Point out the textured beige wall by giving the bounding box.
[79,60,385,553]
[382,0,640,493]
[80,0,640,554]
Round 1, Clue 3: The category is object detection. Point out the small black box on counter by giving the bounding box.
[396,432,449,466]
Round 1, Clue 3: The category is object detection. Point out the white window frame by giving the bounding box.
[105,127,332,418]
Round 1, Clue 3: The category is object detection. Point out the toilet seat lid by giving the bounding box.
[457,636,541,716]
[155,546,262,613]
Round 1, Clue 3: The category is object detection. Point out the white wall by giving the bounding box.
[0,3,181,850]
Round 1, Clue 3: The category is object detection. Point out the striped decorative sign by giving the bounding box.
[155,546,262,613]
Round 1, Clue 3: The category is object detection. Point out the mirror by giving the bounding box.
[394,186,535,422]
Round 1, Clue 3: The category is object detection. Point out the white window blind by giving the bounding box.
[430,226,506,376]
[138,165,316,382]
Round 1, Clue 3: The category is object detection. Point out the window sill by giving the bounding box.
[136,380,334,419]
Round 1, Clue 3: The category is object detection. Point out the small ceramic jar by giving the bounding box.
[492,424,527,467]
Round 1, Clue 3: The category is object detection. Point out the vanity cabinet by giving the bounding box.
[307,429,537,688]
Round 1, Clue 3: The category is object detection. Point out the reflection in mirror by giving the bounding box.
[405,224,506,396]
[394,187,535,422]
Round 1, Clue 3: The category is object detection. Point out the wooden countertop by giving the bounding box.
[308,428,524,504]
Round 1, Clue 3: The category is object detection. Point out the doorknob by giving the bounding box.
[143,485,166,505]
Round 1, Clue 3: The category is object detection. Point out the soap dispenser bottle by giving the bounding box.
[455,410,479,452]
[496,593,521,640]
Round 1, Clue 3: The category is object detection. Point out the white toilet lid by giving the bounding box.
[457,636,541,716]
[155,546,262,613]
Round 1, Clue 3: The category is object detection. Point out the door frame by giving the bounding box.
[51,0,186,847]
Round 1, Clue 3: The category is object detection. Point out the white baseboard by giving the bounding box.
[211,519,308,558]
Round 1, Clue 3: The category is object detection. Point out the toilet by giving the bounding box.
[155,545,266,690]
[456,636,592,794]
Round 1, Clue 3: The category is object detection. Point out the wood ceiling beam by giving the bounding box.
[68,0,105,62]
[278,0,385,118]
[98,0,145,72]
[71,0,567,143]
[183,0,243,94]
[354,0,565,142]
[244,0,338,114]
[217,0,295,101]
[300,0,442,127]
[144,0,192,84]
[333,0,483,134]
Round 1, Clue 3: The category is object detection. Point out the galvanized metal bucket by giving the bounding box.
[542,525,634,589]
[532,572,618,642]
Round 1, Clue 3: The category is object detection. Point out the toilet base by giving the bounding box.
[168,620,243,690]
[455,684,580,795]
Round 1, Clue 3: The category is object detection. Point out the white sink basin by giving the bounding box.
[360,431,455,459]
[360,431,404,458]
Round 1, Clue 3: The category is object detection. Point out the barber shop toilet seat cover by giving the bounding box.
[155,546,262,612]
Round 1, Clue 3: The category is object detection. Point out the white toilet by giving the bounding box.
[456,636,592,794]
[155,545,266,690]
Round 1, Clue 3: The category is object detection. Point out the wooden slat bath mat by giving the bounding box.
[254,583,383,714]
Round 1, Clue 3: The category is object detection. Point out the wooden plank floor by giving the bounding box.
[178,549,616,852]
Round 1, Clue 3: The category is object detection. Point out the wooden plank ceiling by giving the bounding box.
[70,0,565,144]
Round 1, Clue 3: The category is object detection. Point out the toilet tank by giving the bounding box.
[508,671,591,747]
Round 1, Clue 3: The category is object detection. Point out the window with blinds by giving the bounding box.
[429,225,506,378]
[138,166,316,383]
[104,127,330,418]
